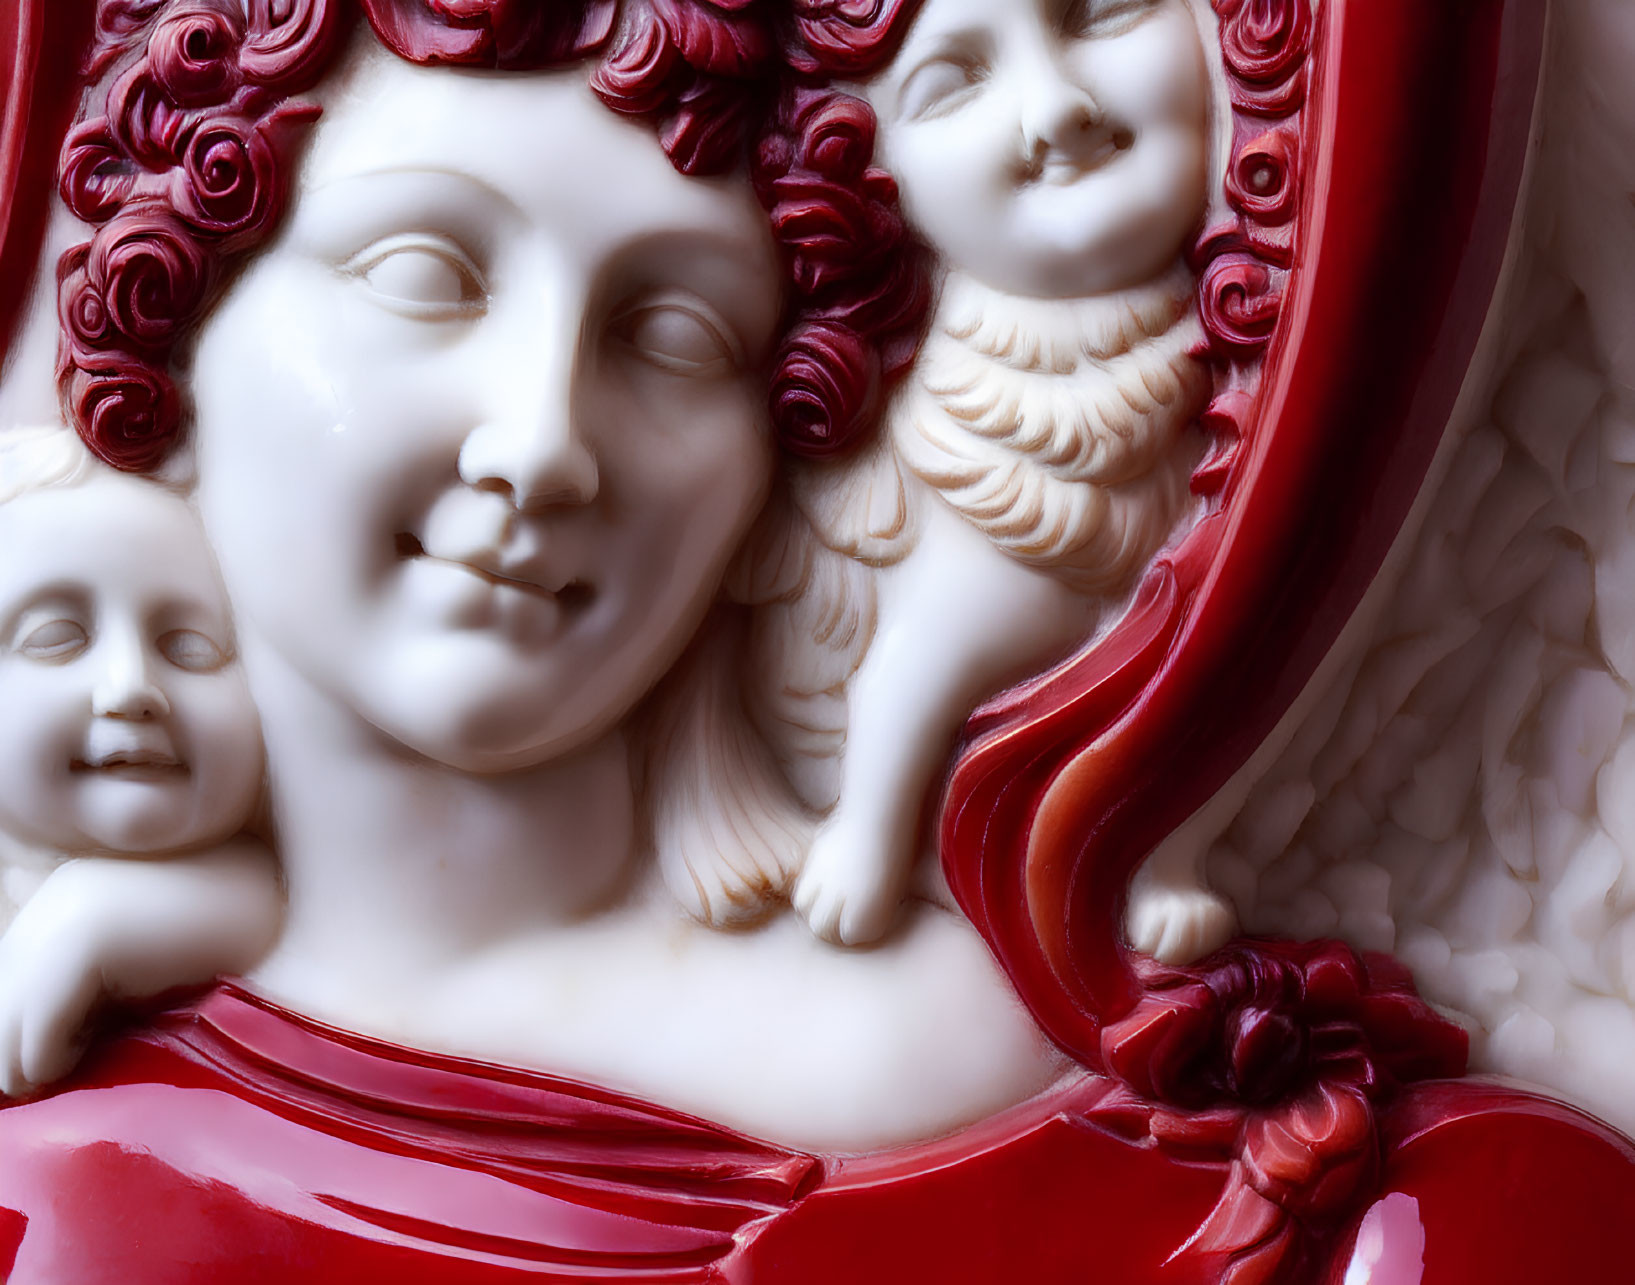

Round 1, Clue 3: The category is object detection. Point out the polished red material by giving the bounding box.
[1,985,1633,1284]
[1091,940,1469,1284]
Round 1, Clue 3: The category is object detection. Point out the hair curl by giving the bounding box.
[57,0,929,472]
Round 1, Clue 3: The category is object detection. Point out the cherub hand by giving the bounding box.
[0,870,105,1098]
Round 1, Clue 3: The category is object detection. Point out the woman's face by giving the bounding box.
[865,0,1210,299]
[190,51,783,773]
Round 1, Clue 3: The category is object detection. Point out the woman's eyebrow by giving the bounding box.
[608,232,782,328]
[301,166,526,225]
[288,167,524,262]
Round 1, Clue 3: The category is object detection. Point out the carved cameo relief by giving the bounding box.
[0,2,1629,1284]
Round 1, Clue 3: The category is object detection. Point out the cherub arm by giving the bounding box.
[0,838,281,1097]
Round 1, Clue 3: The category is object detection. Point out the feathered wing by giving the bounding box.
[728,472,890,814]
[644,607,820,925]
[1210,0,1635,1135]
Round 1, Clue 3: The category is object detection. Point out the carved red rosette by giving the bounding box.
[1226,126,1300,228]
[781,0,920,77]
[1215,0,1313,117]
[1090,941,1467,1283]
[1188,0,1313,494]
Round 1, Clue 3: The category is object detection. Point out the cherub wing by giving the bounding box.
[725,462,897,814]
[1211,0,1635,1137]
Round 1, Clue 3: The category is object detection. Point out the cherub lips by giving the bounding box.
[74,722,187,778]
[1027,128,1134,187]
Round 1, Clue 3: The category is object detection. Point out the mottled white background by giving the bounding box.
[1213,1,1635,1134]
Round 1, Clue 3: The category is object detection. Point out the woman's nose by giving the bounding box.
[457,414,599,512]
[91,639,170,721]
[458,315,600,512]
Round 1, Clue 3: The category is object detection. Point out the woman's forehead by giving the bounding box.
[297,46,770,252]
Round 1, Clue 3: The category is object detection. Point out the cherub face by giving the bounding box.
[865,0,1210,298]
[0,473,263,854]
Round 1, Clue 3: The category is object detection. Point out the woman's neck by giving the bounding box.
[241,639,638,1011]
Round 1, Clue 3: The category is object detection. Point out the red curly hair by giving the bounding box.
[56,0,929,472]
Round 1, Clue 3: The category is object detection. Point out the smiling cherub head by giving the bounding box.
[0,435,262,856]
[862,0,1212,299]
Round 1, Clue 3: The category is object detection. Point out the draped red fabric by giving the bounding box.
[3,986,1635,1283]
[0,0,94,363]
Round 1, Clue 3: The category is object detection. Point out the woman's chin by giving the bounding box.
[352,677,614,775]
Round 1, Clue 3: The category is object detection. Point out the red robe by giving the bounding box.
[1,985,1631,1284]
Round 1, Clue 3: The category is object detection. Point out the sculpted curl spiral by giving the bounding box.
[57,0,932,472]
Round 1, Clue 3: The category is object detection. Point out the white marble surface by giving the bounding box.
[1212,0,1635,1136]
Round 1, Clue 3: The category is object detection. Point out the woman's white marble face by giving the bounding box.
[865,0,1210,298]
[0,474,262,853]
[190,51,783,773]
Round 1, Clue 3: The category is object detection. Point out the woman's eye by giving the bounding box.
[1062,0,1156,38]
[898,57,985,122]
[344,236,485,319]
[16,618,89,663]
[616,304,739,376]
[157,629,229,673]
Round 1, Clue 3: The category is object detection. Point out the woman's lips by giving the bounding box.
[394,531,593,609]
[70,748,188,780]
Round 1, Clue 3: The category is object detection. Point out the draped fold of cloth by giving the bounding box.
[0,984,820,1283]
[4,984,1635,1284]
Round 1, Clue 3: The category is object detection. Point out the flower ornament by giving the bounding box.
[66,359,182,474]
[240,0,343,85]
[785,0,919,76]
[1213,0,1312,115]
[172,105,317,243]
[87,210,216,351]
[106,63,194,171]
[1199,255,1281,356]
[1227,128,1299,226]
[60,120,138,226]
[1215,0,1311,87]
[1095,940,1467,1285]
[58,248,115,352]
